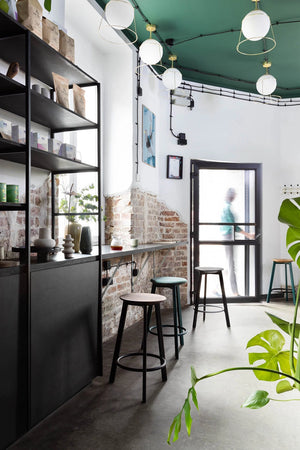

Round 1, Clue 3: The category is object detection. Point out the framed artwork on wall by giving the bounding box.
[142,105,156,168]
[167,155,183,179]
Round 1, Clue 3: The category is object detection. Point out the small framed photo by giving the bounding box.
[167,155,183,179]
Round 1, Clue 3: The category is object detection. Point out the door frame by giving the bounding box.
[190,159,262,304]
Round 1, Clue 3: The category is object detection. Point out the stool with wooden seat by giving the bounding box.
[193,267,230,329]
[266,258,296,304]
[147,276,187,360]
[109,292,167,403]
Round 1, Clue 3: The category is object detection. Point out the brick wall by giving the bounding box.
[103,187,188,341]
[0,176,52,255]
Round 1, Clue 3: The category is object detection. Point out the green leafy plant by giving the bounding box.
[59,183,104,224]
[168,197,300,445]
[44,0,51,12]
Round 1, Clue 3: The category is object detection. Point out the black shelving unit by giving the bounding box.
[0,9,102,449]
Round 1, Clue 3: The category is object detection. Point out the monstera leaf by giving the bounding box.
[278,197,300,268]
[247,330,292,381]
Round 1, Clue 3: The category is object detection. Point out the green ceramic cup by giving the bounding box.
[0,183,6,202]
[6,184,19,203]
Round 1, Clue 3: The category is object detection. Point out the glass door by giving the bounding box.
[190,160,262,302]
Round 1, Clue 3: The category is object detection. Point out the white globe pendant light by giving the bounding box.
[242,9,270,41]
[139,24,163,65]
[236,0,276,56]
[162,55,182,90]
[256,61,277,95]
[105,0,134,30]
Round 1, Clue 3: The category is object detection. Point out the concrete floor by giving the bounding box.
[10,301,300,450]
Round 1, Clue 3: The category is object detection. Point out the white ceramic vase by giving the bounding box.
[34,227,55,248]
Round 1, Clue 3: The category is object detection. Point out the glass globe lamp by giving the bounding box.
[162,68,182,90]
[256,74,277,95]
[139,39,163,65]
[241,9,271,41]
[105,0,134,30]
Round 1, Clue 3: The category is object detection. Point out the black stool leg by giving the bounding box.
[172,286,179,360]
[219,272,230,328]
[109,302,128,383]
[176,285,184,346]
[154,304,167,382]
[193,272,202,329]
[203,274,207,322]
[142,305,147,403]
[141,285,155,350]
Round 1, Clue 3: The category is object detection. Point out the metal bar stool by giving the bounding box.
[193,267,231,329]
[147,277,187,360]
[109,292,167,403]
[266,259,296,304]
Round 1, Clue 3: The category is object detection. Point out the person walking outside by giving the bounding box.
[221,188,254,296]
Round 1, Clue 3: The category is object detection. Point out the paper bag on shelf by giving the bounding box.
[42,16,59,51]
[16,0,43,39]
[59,30,75,63]
[73,84,86,117]
[52,72,69,109]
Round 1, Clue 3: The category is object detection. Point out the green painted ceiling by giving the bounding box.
[96,0,300,98]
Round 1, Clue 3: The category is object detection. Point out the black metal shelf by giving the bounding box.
[0,73,25,95]
[0,138,98,172]
[0,202,26,211]
[0,9,96,87]
[0,90,97,131]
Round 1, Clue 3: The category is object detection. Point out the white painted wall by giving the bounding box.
[136,67,300,292]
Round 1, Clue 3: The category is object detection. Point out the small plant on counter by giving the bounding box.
[168,197,300,445]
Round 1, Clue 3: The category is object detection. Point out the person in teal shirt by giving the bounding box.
[221,188,254,296]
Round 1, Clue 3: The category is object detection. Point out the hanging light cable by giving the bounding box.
[139,24,163,65]
[162,55,183,90]
[237,0,276,56]
[256,60,277,95]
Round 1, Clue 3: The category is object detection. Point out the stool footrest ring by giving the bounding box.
[149,324,187,338]
[117,352,166,373]
[194,304,225,314]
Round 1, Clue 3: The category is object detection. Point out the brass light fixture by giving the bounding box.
[237,0,276,56]
[162,55,182,90]
[139,24,163,65]
[256,60,277,95]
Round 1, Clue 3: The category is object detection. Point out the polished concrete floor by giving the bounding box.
[10,301,300,450]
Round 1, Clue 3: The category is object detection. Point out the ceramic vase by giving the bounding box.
[34,227,55,248]
[80,226,92,254]
[62,234,74,259]
[66,223,82,253]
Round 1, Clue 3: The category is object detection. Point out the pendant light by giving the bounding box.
[256,61,277,95]
[242,0,270,41]
[237,0,276,56]
[105,0,134,30]
[139,24,163,65]
[162,55,182,90]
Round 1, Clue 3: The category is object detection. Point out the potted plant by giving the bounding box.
[168,197,300,444]
[59,183,101,253]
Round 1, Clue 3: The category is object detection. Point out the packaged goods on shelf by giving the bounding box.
[31,132,48,151]
[12,124,25,144]
[42,16,59,51]
[59,143,76,160]
[59,30,75,63]
[16,0,43,39]
[48,138,62,155]
[0,119,12,140]
[73,84,86,117]
[52,72,69,109]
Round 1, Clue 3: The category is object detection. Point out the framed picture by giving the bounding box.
[142,105,156,168]
[167,155,183,179]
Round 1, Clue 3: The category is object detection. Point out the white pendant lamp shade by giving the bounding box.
[139,38,163,65]
[241,9,271,41]
[105,0,134,30]
[162,67,182,90]
[256,74,277,95]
